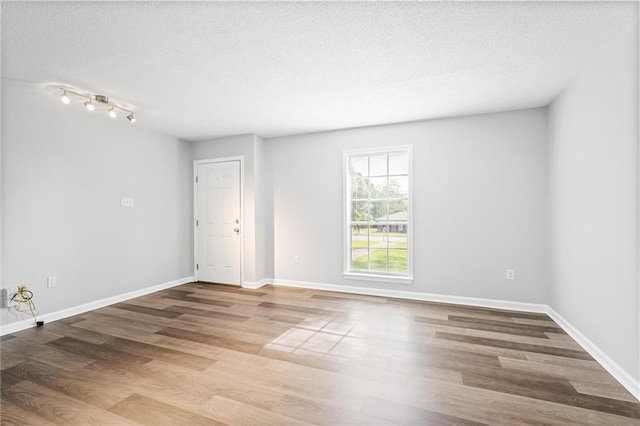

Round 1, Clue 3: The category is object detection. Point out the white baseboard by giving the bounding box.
[272,278,548,313]
[546,307,640,401]
[241,278,273,289]
[3,273,638,402]
[0,276,195,336]
[273,278,639,401]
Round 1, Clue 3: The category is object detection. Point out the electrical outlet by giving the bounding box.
[47,276,57,288]
[506,269,515,280]
[293,255,300,264]
[2,288,9,308]
[2,288,16,309]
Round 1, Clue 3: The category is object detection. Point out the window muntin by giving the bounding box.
[345,147,412,280]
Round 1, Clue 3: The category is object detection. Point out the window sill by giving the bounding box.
[343,272,413,285]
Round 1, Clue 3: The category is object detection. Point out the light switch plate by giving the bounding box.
[47,276,57,288]
[121,198,134,208]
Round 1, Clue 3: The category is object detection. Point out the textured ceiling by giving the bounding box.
[1,2,637,140]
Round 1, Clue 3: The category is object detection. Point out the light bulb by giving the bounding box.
[108,107,117,118]
[84,100,95,111]
[126,113,136,123]
[60,91,70,104]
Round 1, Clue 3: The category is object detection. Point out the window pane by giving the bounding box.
[369,155,387,177]
[388,250,408,273]
[388,199,408,216]
[351,200,370,222]
[350,156,368,177]
[351,175,369,200]
[351,248,369,271]
[368,248,388,272]
[369,225,388,249]
[351,225,370,250]
[388,226,407,248]
[388,176,408,198]
[373,231,392,249]
[389,154,408,175]
[369,177,387,199]
[370,200,387,222]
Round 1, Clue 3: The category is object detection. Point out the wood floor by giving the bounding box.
[1,282,639,425]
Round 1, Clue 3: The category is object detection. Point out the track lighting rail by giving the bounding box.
[59,87,137,123]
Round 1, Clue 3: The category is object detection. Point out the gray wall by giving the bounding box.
[1,81,193,326]
[254,135,274,281]
[547,23,639,381]
[267,108,548,303]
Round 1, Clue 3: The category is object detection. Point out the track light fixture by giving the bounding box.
[57,87,137,123]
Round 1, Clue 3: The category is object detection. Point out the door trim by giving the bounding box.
[193,156,244,285]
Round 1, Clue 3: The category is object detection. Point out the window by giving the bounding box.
[344,146,412,283]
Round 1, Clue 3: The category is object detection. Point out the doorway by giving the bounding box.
[194,158,242,285]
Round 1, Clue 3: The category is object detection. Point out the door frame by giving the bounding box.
[193,156,244,285]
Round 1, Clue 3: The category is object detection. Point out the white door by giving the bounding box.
[196,160,241,285]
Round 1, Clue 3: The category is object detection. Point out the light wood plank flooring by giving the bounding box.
[2,282,639,425]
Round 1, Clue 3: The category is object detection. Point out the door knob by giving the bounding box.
[234,227,240,234]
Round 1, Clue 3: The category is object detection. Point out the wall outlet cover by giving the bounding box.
[1,288,14,309]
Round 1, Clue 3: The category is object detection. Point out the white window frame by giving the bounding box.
[343,145,413,284]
